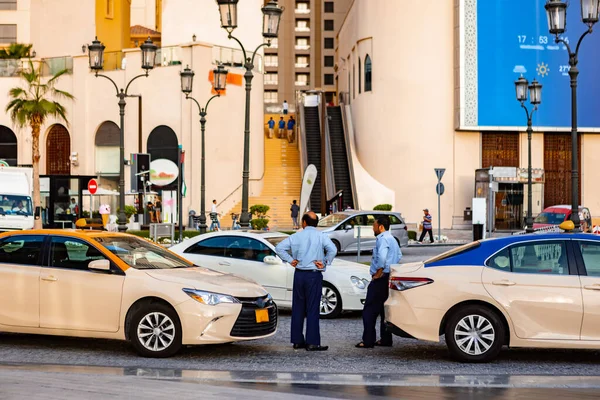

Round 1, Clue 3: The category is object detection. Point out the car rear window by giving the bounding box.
[424,241,481,265]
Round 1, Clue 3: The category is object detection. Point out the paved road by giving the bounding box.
[338,245,453,264]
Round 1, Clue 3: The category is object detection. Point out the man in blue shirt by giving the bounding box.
[356,215,401,348]
[419,208,434,243]
[267,117,275,138]
[286,116,296,141]
[276,212,337,351]
[278,117,286,138]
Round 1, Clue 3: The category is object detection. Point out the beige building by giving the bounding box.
[263,0,351,113]
[0,0,267,228]
[335,0,600,229]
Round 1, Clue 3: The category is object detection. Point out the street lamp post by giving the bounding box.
[88,37,157,232]
[515,76,542,233]
[545,0,600,230]
[180,64,229,234]
[216,0,283,228]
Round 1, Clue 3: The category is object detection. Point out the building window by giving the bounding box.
[324,55,334,67]
[296,19,310,32]
[295,73,309,86]
[265,55,278,67]
[295,37,309,50]
[324,74,334,85]
[324,37,334,49]
[295,55,309,68]
[296,1,310,13]
[348,69,351,104]
[265,72,278,85]
[364,55,372,92]
[324,2,334,13]
[0,0,17,11]
[264,90,278,104]
[352,63,355,99]
[105,0,114,18]
[0,24,16,44]
[324,20,334,31]
[358,57,362,94]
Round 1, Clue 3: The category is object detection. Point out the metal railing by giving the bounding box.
[212,45,263,73]
[103,51,125,71]
[155,46,183,67]
[0,59,21,77]
[41,56,73,76]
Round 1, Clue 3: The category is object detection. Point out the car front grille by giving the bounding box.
[230,295,278,338]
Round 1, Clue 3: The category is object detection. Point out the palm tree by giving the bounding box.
[6,59,74,229]
[0,43,33,59]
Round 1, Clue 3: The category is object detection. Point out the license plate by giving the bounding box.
[255,309,269,323]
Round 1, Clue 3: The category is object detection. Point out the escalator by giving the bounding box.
[327,106,354,209]
[303,106,322,211]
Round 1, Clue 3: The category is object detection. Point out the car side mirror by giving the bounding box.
[344,225,352,231]
[89,259,111,271]
[263,255,282,265]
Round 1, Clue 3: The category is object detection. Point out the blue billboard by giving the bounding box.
[476,0,600,129]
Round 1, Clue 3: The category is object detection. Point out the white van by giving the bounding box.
[0,166,34,231]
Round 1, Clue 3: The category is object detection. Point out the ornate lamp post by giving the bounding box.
[216,0,284,228]
[88,37,157,232]
[515,76,542,233]
[545,0,600,230]
[180,64,229,234]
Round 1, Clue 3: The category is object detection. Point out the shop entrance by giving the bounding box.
[41,175,96,228]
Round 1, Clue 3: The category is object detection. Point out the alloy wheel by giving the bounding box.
[320,286,338,315]
[454,314,495,356]
[137,312,176,352]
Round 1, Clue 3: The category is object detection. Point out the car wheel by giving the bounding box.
[444,305,504,363]
[332,239,341,254]
[129,302,182,358]
[320,282,343,319]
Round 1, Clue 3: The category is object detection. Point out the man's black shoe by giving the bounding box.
[293,343,306,350]
[306,345,328,351]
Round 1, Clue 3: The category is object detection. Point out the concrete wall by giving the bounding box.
[336,0,455,226]
[2,42,265,220]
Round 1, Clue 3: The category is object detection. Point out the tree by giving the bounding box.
[6,60,74,229]
[0,43,33,59]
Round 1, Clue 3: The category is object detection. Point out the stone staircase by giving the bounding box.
[220,119,301,231]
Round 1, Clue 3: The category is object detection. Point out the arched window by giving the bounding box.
[352,63,355,99]
[358,57,362,94]
[46,124,70,175]
[364,55,372,92]
[95,121,120,175]
[0,126,17,166]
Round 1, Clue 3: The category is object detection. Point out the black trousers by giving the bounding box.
[362,273,392,346]
[291,269,323,346]
[419,228,434,243]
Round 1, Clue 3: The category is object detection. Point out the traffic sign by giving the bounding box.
[436,182,445,196]
[88,179,98,195]
[435,168,446,181]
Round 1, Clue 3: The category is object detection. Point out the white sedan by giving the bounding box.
[170,231,371,318]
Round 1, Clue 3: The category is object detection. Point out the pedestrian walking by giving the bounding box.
[356,215,401,348]
[278,117,286,138]
[267,117,275,138]
[287,116,296,141]
[147,201,156,223]
[282,99,289,115]
[290,200,300,229]
[419,208,434,243]
[275,212,337,351]
[210,199,221,231]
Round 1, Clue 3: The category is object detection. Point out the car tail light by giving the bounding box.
[404,226,407,231]
[389,277,433,291]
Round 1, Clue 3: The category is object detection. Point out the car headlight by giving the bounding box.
[183,289,240,306]
[350,276,369,290]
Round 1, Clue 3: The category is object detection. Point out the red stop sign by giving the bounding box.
[88,179,98,195]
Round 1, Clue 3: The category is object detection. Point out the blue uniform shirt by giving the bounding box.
[278,120,286,129]
[268,119,275,128]
[275,227,337,271]
[287,119,295,129]
[370,231,402,276]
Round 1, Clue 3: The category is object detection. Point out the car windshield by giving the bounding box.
[0,195,33,216]
[318,213,348,227]
[424,241,481,264]
[534,212,567,225]
[95,236,193,270]
[265,236,288,247]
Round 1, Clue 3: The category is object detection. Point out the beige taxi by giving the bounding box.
[0,230,277,357]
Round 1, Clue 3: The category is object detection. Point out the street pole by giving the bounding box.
[177,145,183,242]
[118,91,127,232]
[488,169,494,238]
[437,188,441,241]
[526,117,534,233]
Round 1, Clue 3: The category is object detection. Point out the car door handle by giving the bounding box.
[584,284,600,291]
[219,261,231,266]
[492,280,516,286]
[41,275,58,282]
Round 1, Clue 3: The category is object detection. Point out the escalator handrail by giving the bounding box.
[296,92,308,177]
[321,102,336,201]
[339,103,359,210]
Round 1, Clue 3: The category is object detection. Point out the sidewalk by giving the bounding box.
[408,229,513,247]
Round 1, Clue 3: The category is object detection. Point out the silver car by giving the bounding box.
[317,211,409,253]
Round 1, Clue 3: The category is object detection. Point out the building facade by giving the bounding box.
[335,0,600,228]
